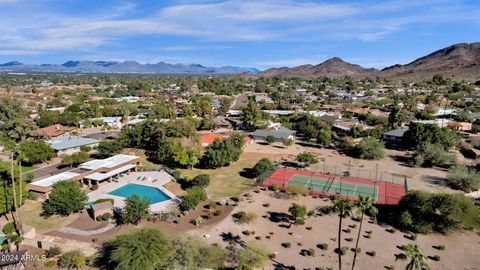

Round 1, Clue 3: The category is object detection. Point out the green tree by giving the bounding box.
[180,186,207,211]
[42,181,87,216]
[97,228,171,270]
[413,143,455,168]
[241,98,262,131]
[288,203,307,224]
[317,128,332,146]
[97,140,123,158]
[0,97,28,122]
[352,138,385,160]
[18,139,55,165]
[351,196,377,270]
[403,122,458,150]
[283,138,293,147]
[0,119,37,142]
[252,158,273,177]
[333,197,353,270]
[395,244,430,270]
[296,151,318,167]
[62,151,89,167]
[265,135,275,144]
[234,242,270,269]
[122,195,150,225]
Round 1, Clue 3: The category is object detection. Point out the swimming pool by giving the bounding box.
[108,183,171,204]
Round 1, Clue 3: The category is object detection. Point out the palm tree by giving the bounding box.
[396,244,430,270]
[351,196,377,270]
[15,150,27,235]
[332,197,353,270]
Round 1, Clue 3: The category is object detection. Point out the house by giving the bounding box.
[48,135,100,155]
[463,95,480,102]
[28,154,141,193]
[447,121,472,131]
[255,95,274,104]
[382,128,408,146]
[87,117,122,129]
[200,133,225,147]
[412,119,452,128]
[36,124,78,139]
[214,117,233,129]
[250,127,296,142]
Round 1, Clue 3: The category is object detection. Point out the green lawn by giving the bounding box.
[181,156,259,200]
[20,201,77,233]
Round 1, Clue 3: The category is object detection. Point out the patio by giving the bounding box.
[87,171,180,213]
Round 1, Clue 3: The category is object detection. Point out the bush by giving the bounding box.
[412,143,456,168]
[28,191,38,200]
[180,187,207,211]
[270,183,279,191]
[42,180,87,217]
[58,250,86,269]
[282,242,291,248]
[446,165,480,192]
[345,237,353,242]
[262,203,270,207]
[460,146,477,159]
[317,243,328,250]
[433,245,446,250]
[367,251,376,257]
[46,246,62,258]
[102,213,112,221]
[191,174,211,187]
[2,222,15,235]
[334,247,348,256]
[396,191,480,233]
[232,211,257,224]
[44,260,56,267]
[430,255,441,261]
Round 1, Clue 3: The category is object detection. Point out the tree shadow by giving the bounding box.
[389,154,413,167]
[239,168,256,179]
[420,175,449,188]
[280,161,301,168]
[267,211,291,223]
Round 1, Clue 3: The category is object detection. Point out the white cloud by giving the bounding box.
[0,0,478,54]
[0,49,41,55]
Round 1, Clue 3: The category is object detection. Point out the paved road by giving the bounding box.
[27,163,73,180]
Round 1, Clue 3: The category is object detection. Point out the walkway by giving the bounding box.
[57,219,117,236]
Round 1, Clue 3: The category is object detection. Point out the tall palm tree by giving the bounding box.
[396,244,430,270]
[351,196,377,270]
[332,197,353,270]
[15,150,27,235]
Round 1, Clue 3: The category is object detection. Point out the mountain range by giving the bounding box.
[0,60,260,75]
[256,42,480,81]
[0,42,478,80]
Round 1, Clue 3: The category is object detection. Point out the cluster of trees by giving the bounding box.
[202,133,245,168]
[94,228,266,270]
[446,165,480,192]
[349,138,386,160]
[18,139,55,165]
[282,114,330,141]
[61,151,89,167]
[42,181,87,217]
[395,190,480,233]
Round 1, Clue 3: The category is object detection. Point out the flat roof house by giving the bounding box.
[250,127,296,142]
[48,135,100,155]
[28,154,141,194]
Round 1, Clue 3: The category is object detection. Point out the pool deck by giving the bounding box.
[87,171,181,213]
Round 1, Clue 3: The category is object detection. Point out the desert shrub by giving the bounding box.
[306,226,312,230]
[317,243,328,250]
[58,250,86,269]
[386,228,396,234]
[412,143,456,167]
[270,183,279,191]
[430,255,441,261]
[96,216,102,221]
[285,185,309,196]
[433,245,445,250]
[282,242,291,248]
[446,165,480,192]
[262,203,270,207]
[46,246,62,258]
[307,210,316,217]
[191,216,205,226]
[102,213,112,221]
[232,211,257,224]
[44,260,56,267]
[396,191,480,233]
[343,228,351,233]
[28,191,39,200]
[367,251,376,257]
[345,237,353,242]
[334,247,349,256]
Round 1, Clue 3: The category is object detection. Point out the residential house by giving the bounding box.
[200,133,224,147]
[36,124,78,140]
[464,95,480,102]
[447,121,472,132]
[382,128,408,147]
[48,135,100,155]
[250,127,296,142]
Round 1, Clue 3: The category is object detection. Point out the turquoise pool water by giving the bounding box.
[108,183,171,204]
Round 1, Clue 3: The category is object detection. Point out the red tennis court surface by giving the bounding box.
[261,168,407,205]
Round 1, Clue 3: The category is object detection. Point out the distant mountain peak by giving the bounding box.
[0,61,23,66]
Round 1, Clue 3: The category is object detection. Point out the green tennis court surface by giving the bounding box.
[286,174,378,200]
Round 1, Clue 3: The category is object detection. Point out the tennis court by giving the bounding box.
[286,174,378,200]
[261,167,407,205]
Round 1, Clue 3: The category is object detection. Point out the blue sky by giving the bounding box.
[0,0,479,69]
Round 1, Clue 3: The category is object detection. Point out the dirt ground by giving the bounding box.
[189,190,480,270]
